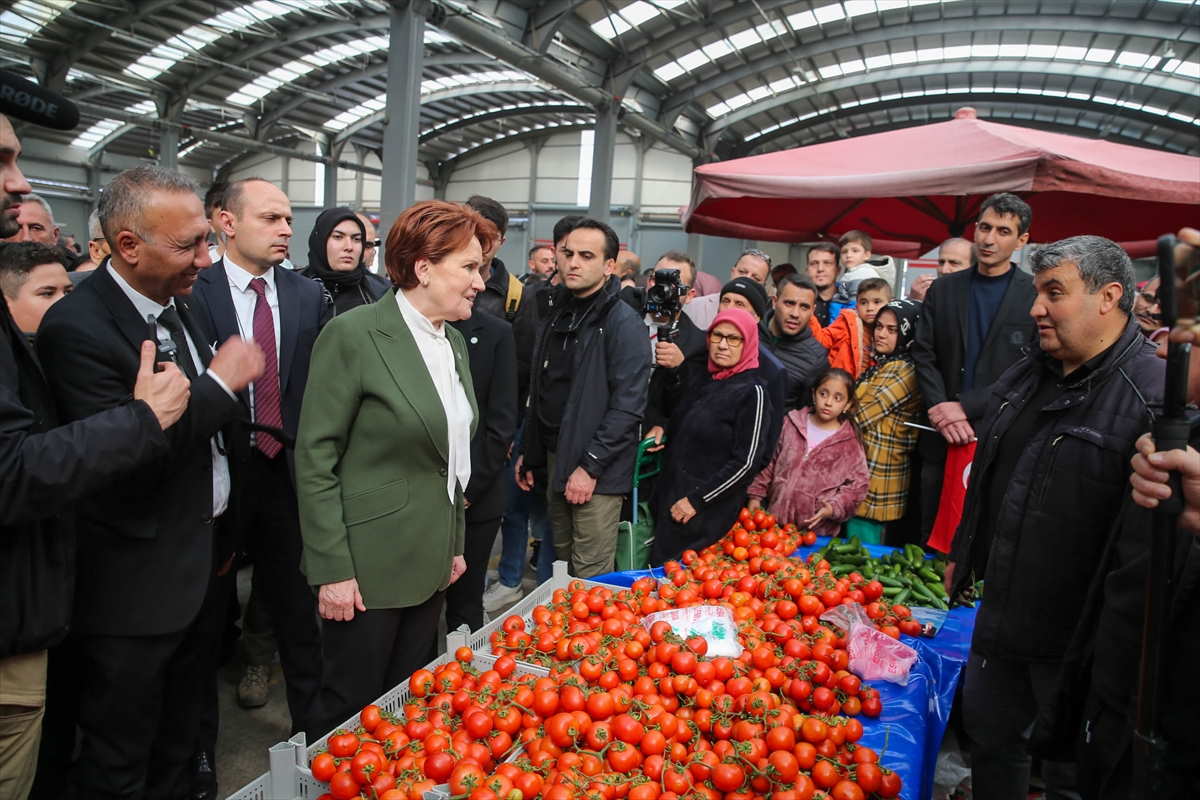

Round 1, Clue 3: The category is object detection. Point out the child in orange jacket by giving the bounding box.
[808,278,892,378]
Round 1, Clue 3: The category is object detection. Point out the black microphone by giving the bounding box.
[0,69,79,131]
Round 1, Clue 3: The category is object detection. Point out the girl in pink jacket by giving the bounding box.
[747,368,870,536]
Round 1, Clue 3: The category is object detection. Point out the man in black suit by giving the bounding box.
[444,308,519,632]
[0,110,191,800]
[190,178,326,748]
[911,192,1037,537]
[36,165,264,800]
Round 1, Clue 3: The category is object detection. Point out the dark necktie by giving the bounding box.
[157,306,198,380]
[249,277,284,458]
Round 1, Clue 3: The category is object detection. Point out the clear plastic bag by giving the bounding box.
[642,605,743,658]
[820,603,918,685]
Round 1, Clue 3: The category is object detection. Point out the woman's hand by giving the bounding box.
[644,425,666,453]
[318,578,366,622]
[671,498,697,525]
[746,497,763,512]
[800,503,833,531]
[449,555,467,584]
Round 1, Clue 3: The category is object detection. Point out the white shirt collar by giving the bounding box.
[108,262,173,319]
[395,287,445,341]
[222,253,278,294]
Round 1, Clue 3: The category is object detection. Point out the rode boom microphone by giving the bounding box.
[0,69,80,131]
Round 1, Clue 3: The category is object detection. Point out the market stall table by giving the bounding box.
[593,537,978,800]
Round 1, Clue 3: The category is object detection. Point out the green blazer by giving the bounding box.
[296,291,478,609]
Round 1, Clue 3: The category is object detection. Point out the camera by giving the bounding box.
[643,268,687,340]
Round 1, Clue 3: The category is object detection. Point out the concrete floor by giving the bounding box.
[218,538,537,798]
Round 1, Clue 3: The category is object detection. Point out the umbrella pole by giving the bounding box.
[1131,234,1185,798]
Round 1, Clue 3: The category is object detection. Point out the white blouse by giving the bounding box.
[395,289,474,504]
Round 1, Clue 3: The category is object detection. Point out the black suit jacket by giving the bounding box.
[37,263,241,637]
[451,311,518,522]
[190,260,328,444]
[911,265,1037,422]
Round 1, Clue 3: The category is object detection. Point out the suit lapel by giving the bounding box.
[371,295,449,462]
[199,261,241,346]
[175,296,213,369]
[955,270,971,347]
[450,326,479,439]
[90,263,160,354]
[275,268,300,393]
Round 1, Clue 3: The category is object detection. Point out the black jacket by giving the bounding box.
[38,264,243,637]
[912,265,1036,422]
[949,318,1162,661]
[763,314,828,410]
[451,311,518,521]
[521,276,651,495]
[479,258,540,407]
[0,302,165,658]
[651,369,775,563]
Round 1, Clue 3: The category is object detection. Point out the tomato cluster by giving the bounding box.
[309,519,908,800]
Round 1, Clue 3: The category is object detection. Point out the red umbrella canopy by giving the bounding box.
[685,108,1200,255]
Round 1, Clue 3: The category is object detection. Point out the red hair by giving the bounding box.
[384,200,499,290]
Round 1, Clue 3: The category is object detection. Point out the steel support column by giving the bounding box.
[587,101,618,222]
[380,0,427,231]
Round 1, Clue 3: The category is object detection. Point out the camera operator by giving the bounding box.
[621,252,707,453]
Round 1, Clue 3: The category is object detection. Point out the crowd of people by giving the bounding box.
[2,93,1199,800]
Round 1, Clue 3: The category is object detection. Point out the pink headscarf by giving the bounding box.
[707,308,760,381]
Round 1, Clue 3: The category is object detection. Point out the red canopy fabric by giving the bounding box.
[684,108,1200,256]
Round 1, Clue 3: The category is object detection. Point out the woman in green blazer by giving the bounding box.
[296,200,497,734]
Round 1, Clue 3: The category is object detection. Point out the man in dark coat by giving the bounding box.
[516,218,651,578]
[912,192,1038,536]
[445,309,518,631]
[0,104,194,800]
[37,166,264,799]
[946,235,1163,800]
[763,274,828,410]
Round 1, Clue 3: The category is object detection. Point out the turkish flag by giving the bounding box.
[927,442,977,553]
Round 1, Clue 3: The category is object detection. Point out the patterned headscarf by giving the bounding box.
[860,299,921,383]
[707,308,760,380]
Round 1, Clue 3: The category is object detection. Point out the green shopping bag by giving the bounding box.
[616,501,654,571]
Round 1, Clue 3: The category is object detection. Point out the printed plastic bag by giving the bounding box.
[642,605,743,658]
[820,603,918,685]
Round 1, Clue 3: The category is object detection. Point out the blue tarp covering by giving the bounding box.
[594,537,977,800]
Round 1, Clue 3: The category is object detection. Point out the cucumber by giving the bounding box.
[918,566,942,583]
[877,575,903,588]
[894,588,911,605]
[882,586,903,597]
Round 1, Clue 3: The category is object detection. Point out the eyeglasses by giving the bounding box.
[708,331,745,347]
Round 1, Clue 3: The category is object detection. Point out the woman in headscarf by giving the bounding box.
[650,308,776,564]
[301,207,390,315]
[849,298,923,544]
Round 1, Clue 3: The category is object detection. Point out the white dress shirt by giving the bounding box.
[109,265,233,517]
[395,289,474,503]
[222,254,281,425]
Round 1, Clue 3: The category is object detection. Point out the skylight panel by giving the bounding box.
[1115,51,1152,68]
[943,45,970,60]
[620,2,660,27]
[1055,46,1087,61]
[813,4,846,24]
[997,44,1027,58]
[916,48,943,62]
[971,44,999,58]
[817,64,843,79]
[676,50,710,72]
[769,76,799,93]
[324,71,540,131]
[890,50,917,65]
[787,10,818,30]
[654,61,687,82]
[702,40,734,60]
[865,54,891,69]
[0,0,74,46]
[71,119,121,148]
[1085,48,1115,63]
[843,1,878,15]
[123,0,357,81]
[1171,59,1200,78]
[1026,44,1056,59]
[728,29,762,51]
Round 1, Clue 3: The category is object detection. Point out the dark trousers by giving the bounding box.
[919,436,946,540]
[239,450,321,736]
[194,568,236,761]
[1078,693,1200,800]
[73,628,204,799]
[961,649,1079,800]
[446,515,501,633]
[313,592,445,737]
[29,636,82,799]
